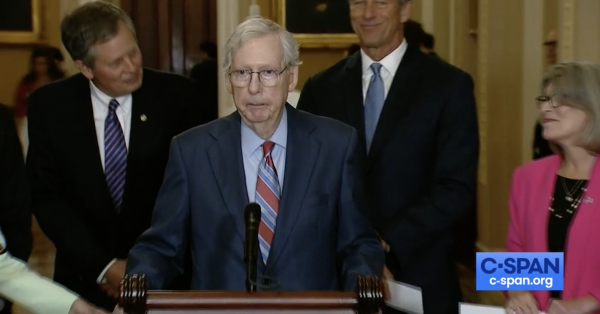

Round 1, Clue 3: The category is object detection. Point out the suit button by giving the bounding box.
[262,278,271,285]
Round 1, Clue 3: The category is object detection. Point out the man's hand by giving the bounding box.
[548,300,573,314]
[69,299,109,314]
[100,259,126,298]
[380,238,389,253]
[383,265,394,280]
[112,305,125,314]
[376,232,394,280]
[505,291,539,314]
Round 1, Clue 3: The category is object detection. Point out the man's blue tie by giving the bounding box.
[105,99,127,212]
[364,62,385,152]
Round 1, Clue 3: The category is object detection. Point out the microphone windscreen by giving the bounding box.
[244,203,261,227]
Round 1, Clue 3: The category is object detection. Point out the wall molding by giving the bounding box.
[448,0,456,64]
[559,0,575,61]
[477,0,489,186]
[420,0,434,33]
[521,0,544,164]
[217,0,239,117]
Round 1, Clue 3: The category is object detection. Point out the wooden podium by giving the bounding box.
[119,274,384,314]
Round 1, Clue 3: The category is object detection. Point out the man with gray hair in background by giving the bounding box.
[27,1,205,310]
[124,16,383,294]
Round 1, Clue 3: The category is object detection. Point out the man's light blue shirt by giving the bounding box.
[241,108,287,202]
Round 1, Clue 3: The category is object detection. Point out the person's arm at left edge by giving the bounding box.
[0,104,32,263]
[337,128,384,291]
[0,232,107,314]
[378,72,479,269]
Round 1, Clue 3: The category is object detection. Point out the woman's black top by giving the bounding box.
[547,175,587,299]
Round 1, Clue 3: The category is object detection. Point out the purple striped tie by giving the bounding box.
[105,99,127,212]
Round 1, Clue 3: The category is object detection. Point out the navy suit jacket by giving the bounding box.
[126,104,383,291]
[297,45,478,313]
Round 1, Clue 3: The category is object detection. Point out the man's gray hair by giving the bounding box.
[223,16,302,73]
[61,1,136,68]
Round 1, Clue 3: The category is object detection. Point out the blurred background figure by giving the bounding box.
[344,43,360,58]
[403,19,426,47]
[13,45,65,157]
[190,41,218,122]
[544,29,558,66]
[420,33,439,58]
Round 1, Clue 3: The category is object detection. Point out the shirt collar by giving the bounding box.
[90,81,132,114]
[361,38,407,76]
[241,106,288,156]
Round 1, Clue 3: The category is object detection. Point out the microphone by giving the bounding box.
[244,203,261,292]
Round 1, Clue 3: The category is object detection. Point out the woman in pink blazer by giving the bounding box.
[505,62,600,314]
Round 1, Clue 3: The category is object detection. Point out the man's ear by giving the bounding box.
[288,66,299,92]
[400,1,412,23]
[225,75,233,94]
[75,60,94,80]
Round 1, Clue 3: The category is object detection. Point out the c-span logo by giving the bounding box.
[476,252,563,291]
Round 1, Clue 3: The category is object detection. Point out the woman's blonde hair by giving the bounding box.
[542,61,600,154]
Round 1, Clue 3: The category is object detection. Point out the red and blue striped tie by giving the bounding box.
[104,99,127,212]
[255,141,280,264]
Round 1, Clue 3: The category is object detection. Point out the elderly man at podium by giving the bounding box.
[125,16,384,293]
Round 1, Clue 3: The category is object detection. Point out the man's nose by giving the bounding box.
[248,73,262,94]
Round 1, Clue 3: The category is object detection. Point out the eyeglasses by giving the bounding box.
[536,94,563,108]
[228,67,288,87]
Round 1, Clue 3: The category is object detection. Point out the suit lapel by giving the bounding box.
[207,113,249,243]
[366,46,423,172]
[122,84,159,209]
[70,76,114,211]
[344,53,367,148]
[267,106,320,270]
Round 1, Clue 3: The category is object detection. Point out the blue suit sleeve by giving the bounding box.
[337,129,384,290]
[126,137,191,289]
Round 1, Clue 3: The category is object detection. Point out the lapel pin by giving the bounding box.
[584,196,594,204]
[140,114,147,122]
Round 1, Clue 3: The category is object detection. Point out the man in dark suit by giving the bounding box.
[26,2,204,311]
[125,16,383,293]
[297,1,479,313]
[0,104,32,314]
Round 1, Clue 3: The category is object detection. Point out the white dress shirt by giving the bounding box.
[90,81,132,171]
[241,108,287,201]
[90,81,132,283]
[361,39,408,102]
